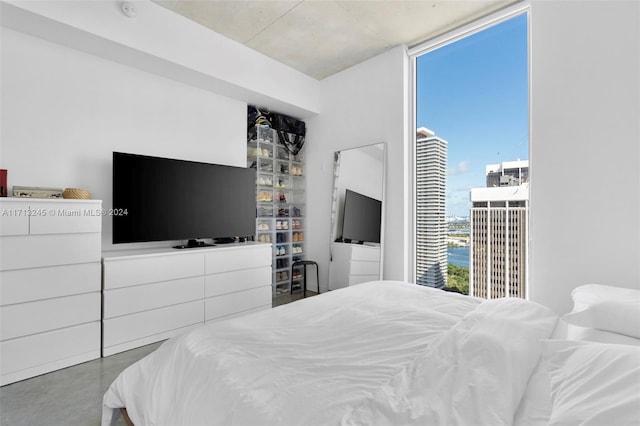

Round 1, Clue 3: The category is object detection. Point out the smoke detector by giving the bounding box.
[121,2,137,18]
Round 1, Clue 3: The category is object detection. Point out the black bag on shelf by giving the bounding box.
[270,113,305,136]
[270,112,306,155]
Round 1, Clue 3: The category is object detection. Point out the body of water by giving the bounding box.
[448,246,469,268]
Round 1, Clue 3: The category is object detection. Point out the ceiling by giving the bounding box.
[152,0,517,80]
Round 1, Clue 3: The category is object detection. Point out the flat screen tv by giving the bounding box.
[112,152,256,246]
[341,189,381,244]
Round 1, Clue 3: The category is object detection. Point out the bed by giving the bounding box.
[102,281,640,426]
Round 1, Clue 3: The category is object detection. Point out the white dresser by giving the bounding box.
[102,243,272,356]
[0,198,102,386]
[329,242,381,290]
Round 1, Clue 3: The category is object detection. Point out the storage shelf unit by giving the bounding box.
[0,198,102,386]
[248,125,306,297]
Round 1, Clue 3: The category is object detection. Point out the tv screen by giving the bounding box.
[341,189,382,244]
[112,152,256,244]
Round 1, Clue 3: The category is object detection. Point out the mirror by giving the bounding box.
[328,143,386,291]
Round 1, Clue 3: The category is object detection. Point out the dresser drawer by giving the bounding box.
[0,263,100,306]
[205,285,271,322]
[0,201,29,236]
[0,233,101,271]
[205,266,271,298]
[205,245,271,274]
[1,322,100,383]
[210,305,271,323]
[103,300,204,348]
[350,246,381,262]
[1,292,100,340]
[103,253,204,289]
[104,276,204,319]
[29,202,101,235]
[349,260,380,275]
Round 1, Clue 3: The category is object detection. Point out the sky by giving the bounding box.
[416,14,528,218]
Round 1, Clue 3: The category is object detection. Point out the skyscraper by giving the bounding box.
[485,159,529,187]
[470,160,529,299]
[415,127,447,288]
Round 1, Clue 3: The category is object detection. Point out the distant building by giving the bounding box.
[470,160,529,299]
[486,160,529,187]
[416,127,447,289]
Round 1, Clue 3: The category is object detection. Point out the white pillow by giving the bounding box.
[562,284,640,338]
[553,318,640,346]
[565,323,640,346]
[542,339,640,426]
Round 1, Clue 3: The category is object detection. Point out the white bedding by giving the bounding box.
[513,318,640,426]
[102,281,559,426]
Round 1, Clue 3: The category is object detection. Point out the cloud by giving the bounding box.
[448,160,470,175]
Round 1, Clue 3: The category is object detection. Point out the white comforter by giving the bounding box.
[102,281,558,426]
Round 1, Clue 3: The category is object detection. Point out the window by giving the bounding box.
[410,5,530,299]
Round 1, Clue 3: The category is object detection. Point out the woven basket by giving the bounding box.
[62,188,92,199]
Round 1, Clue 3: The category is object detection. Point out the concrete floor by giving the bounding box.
[273,289,316,307]
[0,342,161,426]
[0,293,316,426]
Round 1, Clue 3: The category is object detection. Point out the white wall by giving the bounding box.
[306,46,409,292]
[0,28,247,250]
[529,0,640,313]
